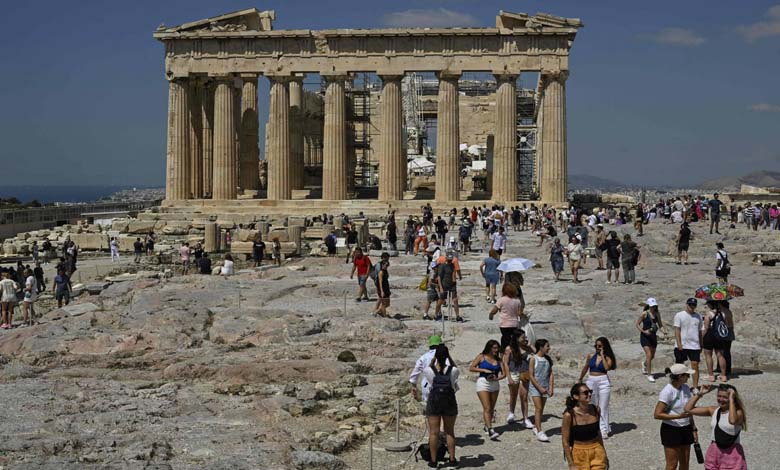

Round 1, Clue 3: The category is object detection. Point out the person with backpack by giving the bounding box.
[324,230,337,257]
[422,344,460,468]
[562,383,609,470]
[683,384,748,470]
[620,234,639,284]
[715,243,730,284]
[436,251,463,322]
[703,301,735,383]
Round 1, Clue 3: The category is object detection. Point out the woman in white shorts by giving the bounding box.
[529,339,555,442]
[469,340,507,441]
[503,329,535,428]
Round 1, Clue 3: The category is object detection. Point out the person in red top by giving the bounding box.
[350,247,372,302]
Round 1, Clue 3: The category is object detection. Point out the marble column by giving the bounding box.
[212,76,239,200]
[303,133,312,167]
[188,80,203,198]
[289,76,305,190]
[165,77,190,201]
[322,74,348,200]
[266,75,292,200]
[540,71,568,203]
[201,81,214,198]
[492,73,518,202]
[240,75,260,193]
[435,73,460,203]
[378,74,405,201]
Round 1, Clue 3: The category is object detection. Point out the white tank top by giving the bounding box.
[710,409,741,444]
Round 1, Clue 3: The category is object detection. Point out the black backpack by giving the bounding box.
[429,365,455,399]
[712,312,732,341]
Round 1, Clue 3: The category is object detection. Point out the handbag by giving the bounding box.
[418,275,429,291]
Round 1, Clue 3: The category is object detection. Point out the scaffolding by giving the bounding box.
[517,88,539,199]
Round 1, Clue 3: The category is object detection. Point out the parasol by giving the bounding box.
[497,257,536,272]
[694,283,744,302]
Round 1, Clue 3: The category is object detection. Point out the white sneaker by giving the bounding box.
[506,413,516,424]
[641,361,647,374]
[536,431,550,442]
[524,418,534,429]
[647,375,656,383]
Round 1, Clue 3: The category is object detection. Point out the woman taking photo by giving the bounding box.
[683,384,747,470]
[637,297,664,382]
[502,330,535,428]
[469,340,507,441]
[562,383,609,470]
[422,344,460,468]
[654,364,697,470]
[529,339,555,442]
[578,337,617,439]
[480,249,502,304]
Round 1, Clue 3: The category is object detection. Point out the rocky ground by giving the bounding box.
[1,218,779,469]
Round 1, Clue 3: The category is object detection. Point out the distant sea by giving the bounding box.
[0,185,154,204]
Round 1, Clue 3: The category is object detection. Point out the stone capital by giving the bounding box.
[320,71,349,81]
[239,72,259,80]
[492,71,520,82]
[541,69,569,83]
[436,70,462,80]
[207,72,235,82]
[378,73,404,83]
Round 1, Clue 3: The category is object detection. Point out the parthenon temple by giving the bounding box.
[155,8,582,212]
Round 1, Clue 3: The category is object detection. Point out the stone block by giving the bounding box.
[268,229,290,242]
[235,229,259,242]
[71,233,109,250]
[117,235,140,252]
[111,219,130,232]
[230,241,254,254]
[127,220,157,234]
[62,302,100,317]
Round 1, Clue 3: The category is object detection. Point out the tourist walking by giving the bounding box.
[31,241,39,264]
[565,236,584,283]
[677,222,692,265]
[469,340,506,440]
[715,243,730,284]
[503,330,534,428]
[179,242,191,274]
[578,337,617,438]
[21,268,37,326]
[674,298,703,392]
[491,226,507,256]
[480,249,502,303]
[145,231,155,256]
[637,297,664,382]
[272,238,282,266]
[414,223,429,255]
[654,364,697,470]
[684,384,747,470]
[562,383,609,470]
[252,234,266,267]
[594,225,607,270]
[110,237,120,262]
[488,283,525,350]
[422,260,441,320]
[375,260,391,318]
[52,268,71,308]
[529,339,555,442]
[349,247,372,302]
[709,194,723,234]
[33,263,45,293]
[0,271,20,329]
[603,231,621,284]
[409,335,447,403]
[550,237,565,281]
[436,251,463,322]
[422,344,460,468]
[621,234,638,284]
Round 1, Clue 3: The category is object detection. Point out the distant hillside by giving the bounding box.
[698,170,780,191]
[568,174,631,191]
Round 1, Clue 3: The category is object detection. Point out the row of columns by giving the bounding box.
[165,70,568,203]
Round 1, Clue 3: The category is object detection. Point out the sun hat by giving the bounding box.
[428,335,442,347]
[669,364,695,376]
[646,297,658,307]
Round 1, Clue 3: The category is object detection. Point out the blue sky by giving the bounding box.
[0,1,778,187]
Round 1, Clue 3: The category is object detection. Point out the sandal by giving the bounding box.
[704,375,716,382]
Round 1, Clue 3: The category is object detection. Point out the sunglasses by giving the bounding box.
[579,390,593,396]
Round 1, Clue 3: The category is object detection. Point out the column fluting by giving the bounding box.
[201,81,214,197]
[266,75,292,200]
[492,73,518,203]
[435,73,461,203]
[240,75,259,193]
[289,77,305,190]
[378,74,405,201]
[212,76,239,200]
[189,80,203,198]
[165,77,191,201]
[540,71,568,204]
[322,74,348,200]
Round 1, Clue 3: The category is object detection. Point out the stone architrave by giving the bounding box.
[492,73,518,202]
[240,75,260,193]
[165,77,191,200]
[212,76,239,200]
[289,76,305,190]
[540,71,568,203]
[201,81,215,197]
[378,74,405,201]
[435,73,461,203]
[189,80,204,198]
[322,74,348,200]
[266,75,292,200]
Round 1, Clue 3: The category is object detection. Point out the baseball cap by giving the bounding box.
[669,364,696,376]
[446,250,455,260]
[428,335,442,347]
[449,236,455,242]
[686,297,698,306]
[646,297,658,307]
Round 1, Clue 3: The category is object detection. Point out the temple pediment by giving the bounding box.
[496,10,583,31]
[158,8,275,33]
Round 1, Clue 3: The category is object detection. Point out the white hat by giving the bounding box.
[646,297,658,307]
[669,364,696,376]
[449,236,455,242]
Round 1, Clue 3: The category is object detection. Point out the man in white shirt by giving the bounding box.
[673,298,703,391]
[491,227,507,256]
[410,335,448,403]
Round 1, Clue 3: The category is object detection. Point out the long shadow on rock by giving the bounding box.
[457,453,495,468]
[730,368,764,378]
[610,422,638,435]
[455,434,484,447]
[546,425,561,437]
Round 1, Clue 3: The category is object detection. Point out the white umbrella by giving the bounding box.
[497,257,536,272]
